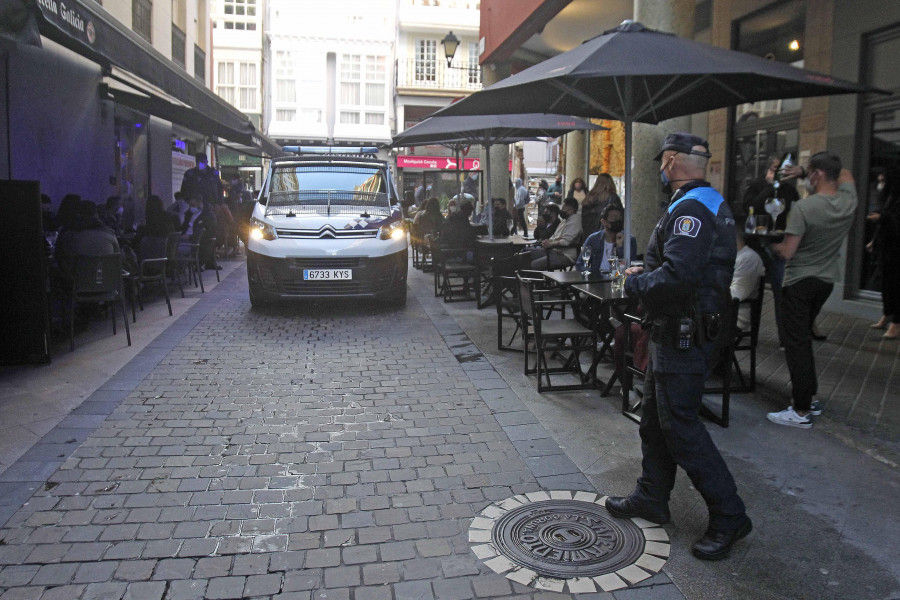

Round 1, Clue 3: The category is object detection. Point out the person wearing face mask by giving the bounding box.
[607,133,751,562]
[533,203,561,241]
[766,152,857,428]
[575,203,637,276]
[180,152,224,210]
[527,197,582,269]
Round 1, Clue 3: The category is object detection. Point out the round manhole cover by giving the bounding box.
[469,491,670,594]
[492,499,644,577]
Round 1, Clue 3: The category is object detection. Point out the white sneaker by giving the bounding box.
[766,407,812,429]
[809,400,822,416]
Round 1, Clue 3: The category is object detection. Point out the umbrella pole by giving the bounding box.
[485,143,493,241]
[456,145,463,204]
[623,120,632,267]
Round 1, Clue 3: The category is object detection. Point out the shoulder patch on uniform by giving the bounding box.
[673,215,702,237]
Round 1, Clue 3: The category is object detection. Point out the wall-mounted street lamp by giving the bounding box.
[441,31,460,67]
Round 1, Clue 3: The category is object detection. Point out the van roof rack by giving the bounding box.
[282,146,381,157]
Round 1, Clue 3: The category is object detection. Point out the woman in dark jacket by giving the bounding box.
[868,169,900,339]
[413,197,445,238]
[581,173,620,238]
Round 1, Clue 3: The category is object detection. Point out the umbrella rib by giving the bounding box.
[709,78,749,104]
[549,79,625,121]
[642,78,661,123]
[633,74,713,121]
[632,75,691,121]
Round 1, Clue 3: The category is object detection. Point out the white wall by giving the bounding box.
[266,0,395,143]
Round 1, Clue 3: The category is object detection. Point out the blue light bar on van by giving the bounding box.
[282,146,380,155]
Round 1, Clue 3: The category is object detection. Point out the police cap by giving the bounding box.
[654,132,711,161]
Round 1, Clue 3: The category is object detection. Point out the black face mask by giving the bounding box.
[542,212,552,222]
[606,220,623,233]
[559,211,570,220]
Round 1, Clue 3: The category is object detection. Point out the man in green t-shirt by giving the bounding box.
[767,151,857,429]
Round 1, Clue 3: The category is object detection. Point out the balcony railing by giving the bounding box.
[396,58,481,92]
[172,24,186,68]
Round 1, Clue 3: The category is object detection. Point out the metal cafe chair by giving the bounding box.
[701,276,767,427]
[69,253,131,352]
[517,272,597,392]
[491,252,533,351]
[127,236,172,321]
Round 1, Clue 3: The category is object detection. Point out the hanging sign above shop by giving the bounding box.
[396,155,511,171]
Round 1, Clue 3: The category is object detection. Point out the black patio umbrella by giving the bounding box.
[391,113,606,238]
[435,20,887,261]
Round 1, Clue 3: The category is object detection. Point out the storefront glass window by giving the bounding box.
[729,0,805,211]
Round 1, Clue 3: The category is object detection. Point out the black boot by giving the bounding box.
[691,516,752,561]
[605,496,670,525]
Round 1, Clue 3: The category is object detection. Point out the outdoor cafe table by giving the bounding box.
[475,234,533,308]
[569,281,635,397]
[543,270,612,288]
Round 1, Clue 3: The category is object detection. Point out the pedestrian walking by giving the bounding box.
[767,152,858,427]
[513,177,529,236]
[607,132,751,561]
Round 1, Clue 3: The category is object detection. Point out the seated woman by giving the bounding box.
[575,203,637,275]
[413,197,445,238]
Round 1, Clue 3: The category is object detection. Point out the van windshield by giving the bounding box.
[266,164,391,217]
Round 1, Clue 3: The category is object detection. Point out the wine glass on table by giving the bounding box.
[764,196,785,233]
[581,247,592,278]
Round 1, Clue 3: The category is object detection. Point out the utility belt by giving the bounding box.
[649,311,725,351]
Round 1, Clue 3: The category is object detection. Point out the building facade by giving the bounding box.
[394,0,484,206]
[0,0,275,217]
[211,0,265,187]
[264,0,396,147]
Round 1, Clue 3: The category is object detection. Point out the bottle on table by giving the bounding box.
[744,207,757,234]
[772,153,793,196]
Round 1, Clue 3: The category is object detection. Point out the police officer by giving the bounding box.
[180,152,224,208]
[605,133,751,561]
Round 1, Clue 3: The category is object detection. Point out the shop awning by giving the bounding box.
[101,85,282,158]
[32,0,281,157]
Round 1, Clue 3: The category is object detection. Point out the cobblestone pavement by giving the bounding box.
[0,267,683,599]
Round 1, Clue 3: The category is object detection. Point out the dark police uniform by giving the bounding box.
[623,180,747,533]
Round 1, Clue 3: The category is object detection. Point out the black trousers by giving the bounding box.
[633,341,747,532]
[514,207,528,236]
[781,277,832,411]
[881,247,900,322]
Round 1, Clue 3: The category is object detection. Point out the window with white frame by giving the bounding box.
[415,39,436,83]
[299,71,324,125]
[216,62,236,105]
[239,62,257,110]
[216,61,257,111]
[274,50,296,121]
[339,54,386,126]
[276,109,296,122]
[467,41,479,85]
[221,0,257,30]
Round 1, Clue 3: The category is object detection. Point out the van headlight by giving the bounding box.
[250,217,277,241]
[379,219,405,241]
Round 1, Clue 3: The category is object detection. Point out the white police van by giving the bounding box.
[247,147,407,307]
